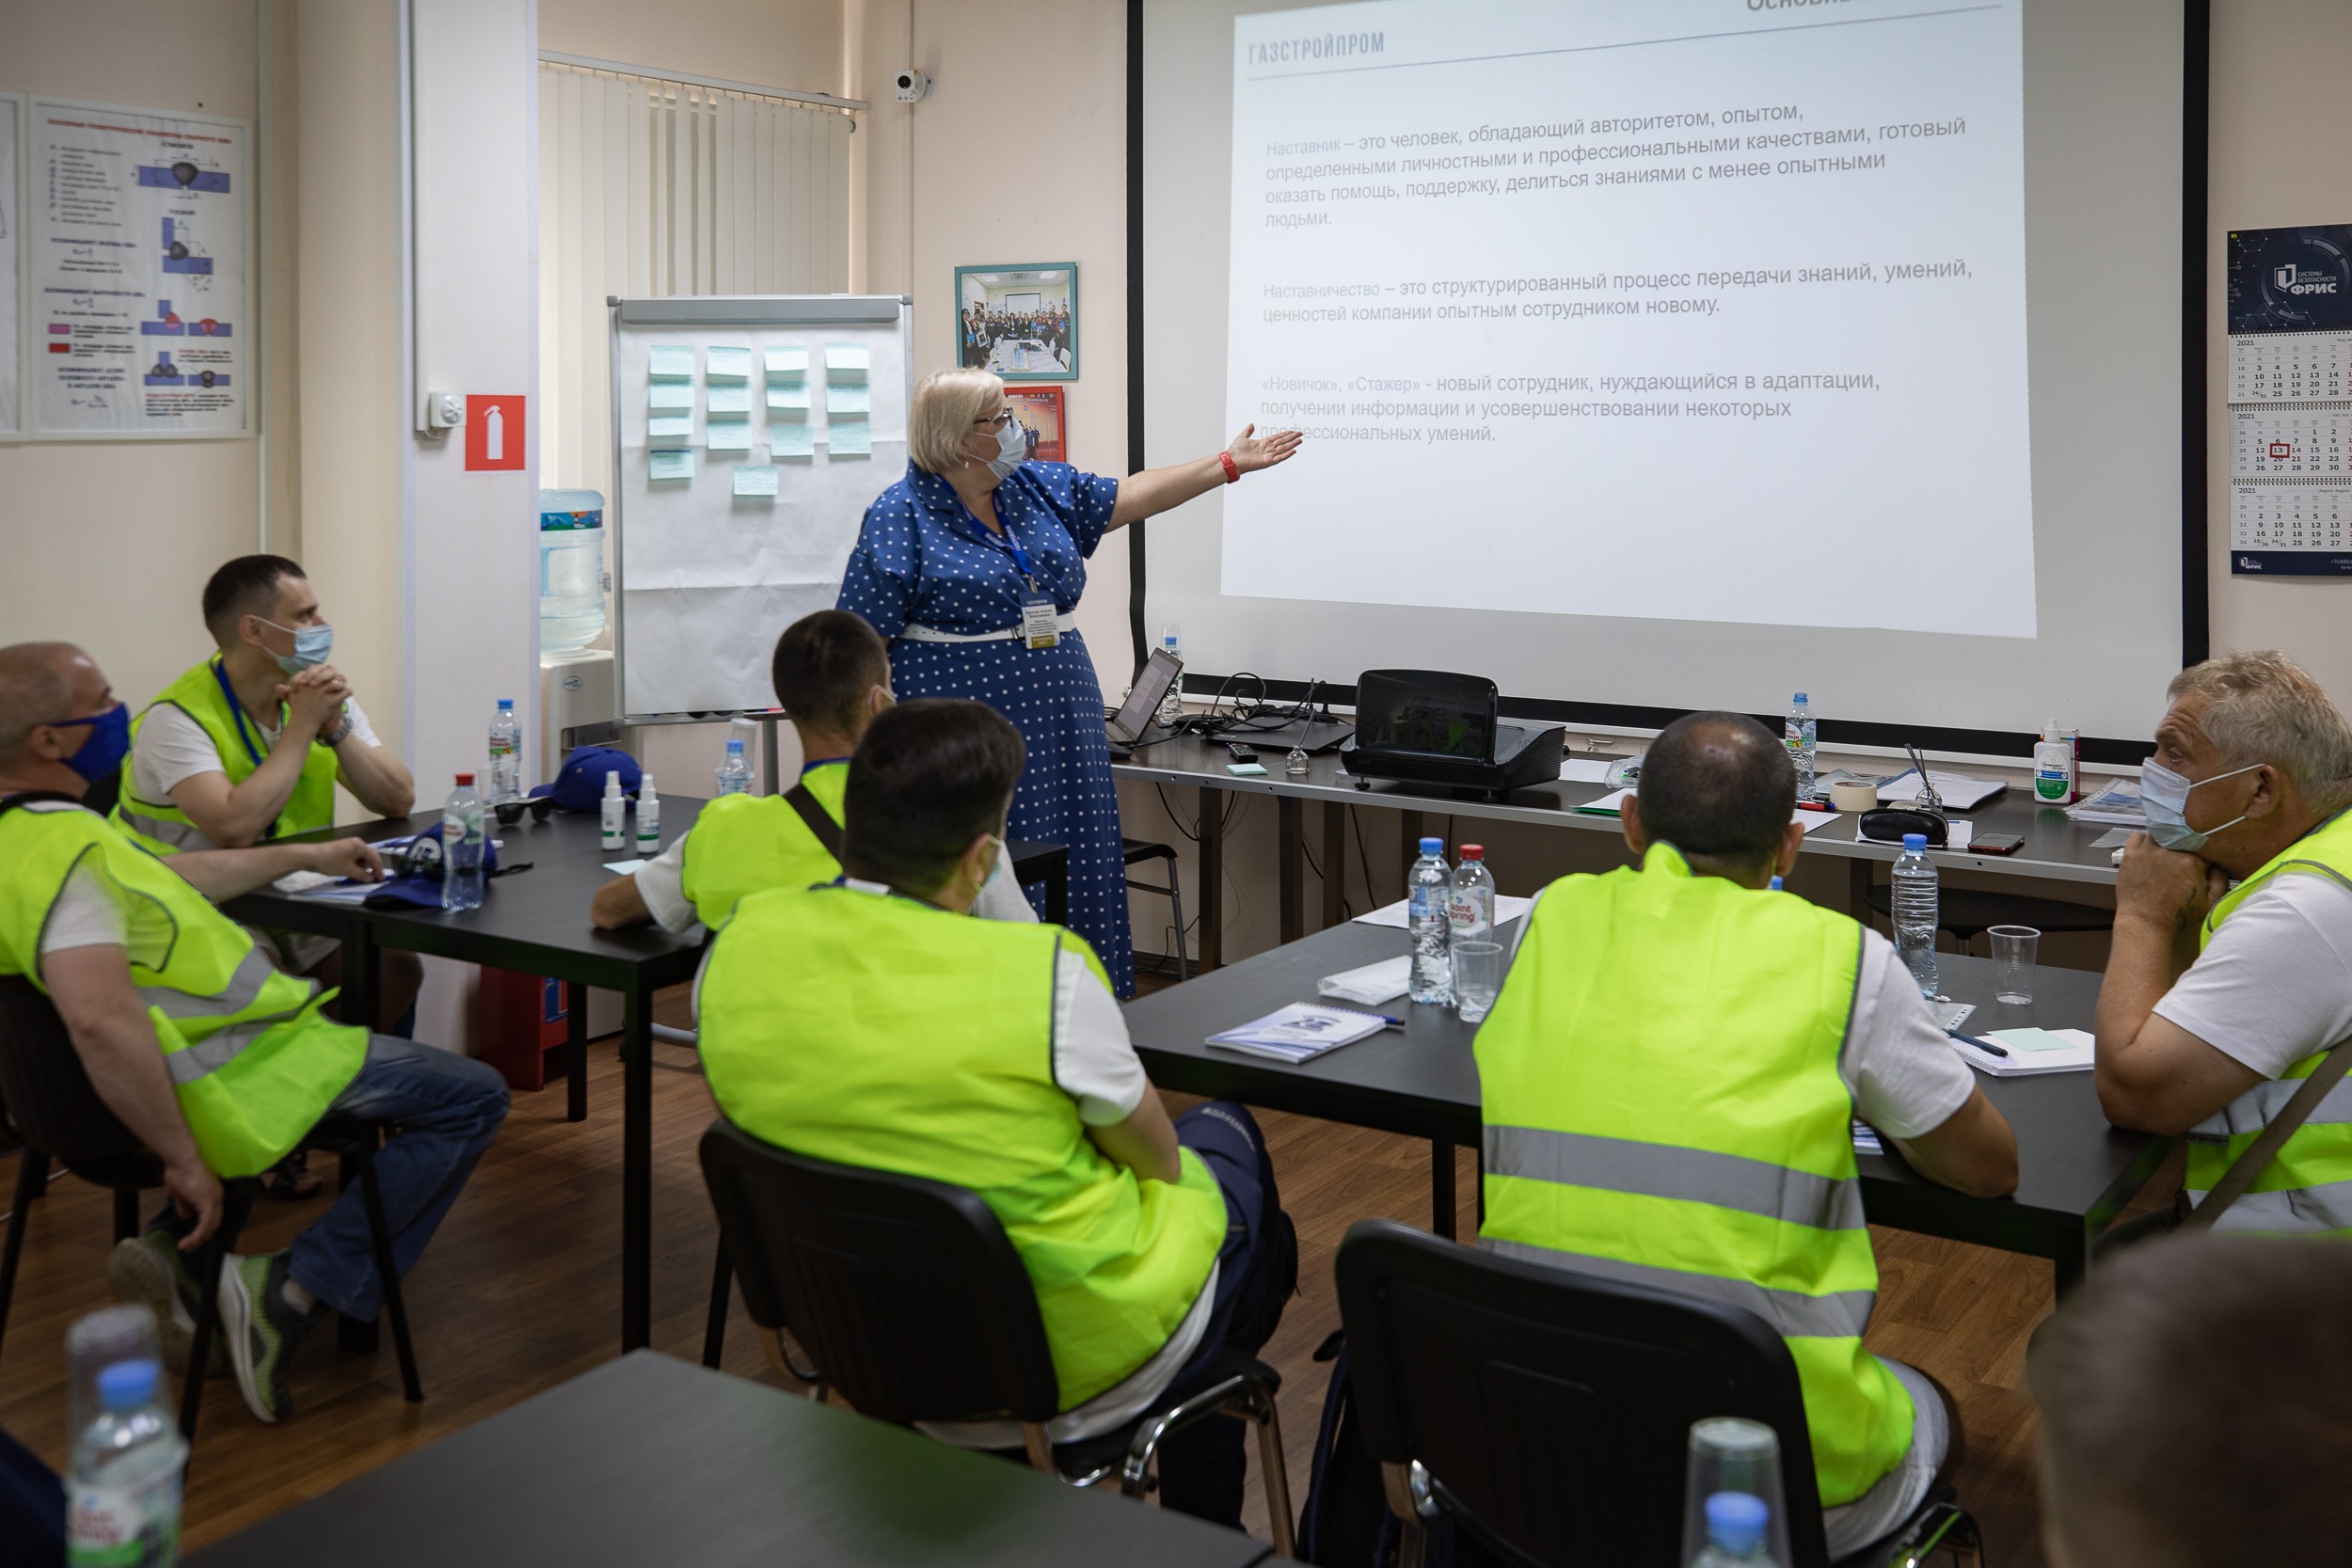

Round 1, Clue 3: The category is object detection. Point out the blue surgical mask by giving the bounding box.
[984,411,1027,482]
[260,617,334,675]
[2140,757,2265,853]
[47,703,132,784]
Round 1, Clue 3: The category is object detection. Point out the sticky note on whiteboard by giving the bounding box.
[705,345,753,380]
[648,383,693,410]
[733,465,779,497]
[771,423,816,459]
[825,343,869,380]
[706,420,753,451]
[825,384,871,415]
[647,415,693,446]
[828,420,871,456]
[706,385,752,414]
[647,345,694,379]
[764,345,809,377]
[767,384,811,410]
[648,450,694,481]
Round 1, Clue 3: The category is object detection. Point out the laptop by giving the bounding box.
[1106,647,1183,758]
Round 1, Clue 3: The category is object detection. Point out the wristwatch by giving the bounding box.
[320,713,355,748]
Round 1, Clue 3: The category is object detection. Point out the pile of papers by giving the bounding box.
[1353,895,1535,929]
[2068,780,2147,827]
[1207,1003,1391,1063]
[1878,769,2007,810]
[1318,956,1412,1006]
[1950,1026,2096,1077]
[1572,789,1845,836]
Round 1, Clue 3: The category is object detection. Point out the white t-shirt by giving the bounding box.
[130,696,380,824]
[634,819,1040,934]
[1509,887,1977,1140]
[2154,872,2352,1077]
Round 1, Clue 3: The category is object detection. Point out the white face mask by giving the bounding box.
[983,409,1027,482]
[2139,756,2265,853]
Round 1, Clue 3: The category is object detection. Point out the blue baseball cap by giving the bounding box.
[361,831,502,908]
[531,745,642,813]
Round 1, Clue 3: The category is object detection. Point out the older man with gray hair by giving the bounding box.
[2097,650,2352,1230]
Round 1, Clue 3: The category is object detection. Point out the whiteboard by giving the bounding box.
[608,294,914,723]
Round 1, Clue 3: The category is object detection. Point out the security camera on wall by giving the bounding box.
[894,69,932,103]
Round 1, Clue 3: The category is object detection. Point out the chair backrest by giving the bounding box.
[0,974,151,1169]
[698,1117,1061,1426]
[1335,1219,1832,1568]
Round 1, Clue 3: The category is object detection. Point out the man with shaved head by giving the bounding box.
[0,642,507,1427]
[1473,710,2017,1557]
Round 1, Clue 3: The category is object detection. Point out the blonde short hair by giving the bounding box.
[2169,650,2352,809]
[908,368,1004,476]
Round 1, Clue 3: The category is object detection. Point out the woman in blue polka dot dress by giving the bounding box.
[837,369,1302,995]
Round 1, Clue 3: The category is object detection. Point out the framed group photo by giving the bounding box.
[955,262,1076,380]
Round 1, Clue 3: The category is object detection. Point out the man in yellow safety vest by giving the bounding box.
[1474,712,2015,1557]
[2096,651,2352,1233]
[0,641,508,1426]
[696,699,1293,1527]
[590,610,1035,934]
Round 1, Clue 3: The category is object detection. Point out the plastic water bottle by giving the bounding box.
[440,773,485,911]
[1892,832,1939,998]
[67,1356,186,1567]
[537,489,607,653]
[1408,837,1454,1005]
[487,699,522,803]
[1690,1493,1782,1567]
[1446,845,1495,945]
[1157,624,1184,727]
[715,737,753,796]
[1785,692,1817,799]
[635,773,661,855]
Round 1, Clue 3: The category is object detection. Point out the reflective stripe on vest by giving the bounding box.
[0,803,365,1177]
[112,657,340,853]
[677,764,848,930]
[2184,811,2352,1230]
[1473,842,1909,1506]
[697,884,1227,1410]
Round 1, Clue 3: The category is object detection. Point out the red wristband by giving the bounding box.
[1219,451,1241,483]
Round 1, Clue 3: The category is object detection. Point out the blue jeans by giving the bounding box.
[288,1036,510,1320]
[1154,1101,1294,1528]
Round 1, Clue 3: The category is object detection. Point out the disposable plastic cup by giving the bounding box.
[1451,940,1505,1022]
[1990,924,2040,1006]
[1681,1417,1792,1568]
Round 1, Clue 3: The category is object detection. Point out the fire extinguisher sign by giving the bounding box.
[465,394,526,470]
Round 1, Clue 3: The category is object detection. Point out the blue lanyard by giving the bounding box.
[993,530,1033,582]
[211,657,273,767]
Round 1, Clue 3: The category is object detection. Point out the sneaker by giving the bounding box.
[222,1251,324,1424]
[106,1231,234,1378]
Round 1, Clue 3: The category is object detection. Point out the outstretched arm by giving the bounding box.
[1105,424,1304,531]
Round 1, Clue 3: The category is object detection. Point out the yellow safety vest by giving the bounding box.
[698,883,1226,1410]
[1474,843,1911,1506]
[114,656,340,853]
[0,799,366,1177]
[2184,809,2352,1233]
[677,762,848,929]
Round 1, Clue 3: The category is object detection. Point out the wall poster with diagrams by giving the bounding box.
[0,95,23,437]
[29,98,249,439]
[2228,225,2352,575]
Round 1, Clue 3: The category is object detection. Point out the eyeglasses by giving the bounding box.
[974,408,1016,431]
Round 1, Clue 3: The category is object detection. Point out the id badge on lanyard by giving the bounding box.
[1003,534,1058,649]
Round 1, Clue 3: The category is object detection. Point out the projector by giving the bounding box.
[894,69,932,103]
[1339,669,1565,800]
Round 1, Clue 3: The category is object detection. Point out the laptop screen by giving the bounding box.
[1111,647,1183,741]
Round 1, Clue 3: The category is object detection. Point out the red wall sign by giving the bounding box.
[465,394,527,470]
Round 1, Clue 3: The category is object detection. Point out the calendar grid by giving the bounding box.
[2228,331,2352,405]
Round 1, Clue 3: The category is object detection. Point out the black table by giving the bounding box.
[1123,921,2168,1289]
[1113,736,2123,969]
[227,799,1070,1351]
[186,1352,1270,1568]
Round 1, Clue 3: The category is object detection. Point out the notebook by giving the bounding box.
[1207,1003,1391,1064]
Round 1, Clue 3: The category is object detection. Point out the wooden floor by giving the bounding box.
[0,981,2115,1562]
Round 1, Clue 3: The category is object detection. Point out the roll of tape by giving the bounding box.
[1830,781,1878,813]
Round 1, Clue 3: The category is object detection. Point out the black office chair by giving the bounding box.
[1862,882,2112,946]
[1335,1219,1980,1568]
[0,975,423,1441]
[698,1117,1294,1551]
[1122,839,1190,982]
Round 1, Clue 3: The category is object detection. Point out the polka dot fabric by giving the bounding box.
[838,460,1136,996]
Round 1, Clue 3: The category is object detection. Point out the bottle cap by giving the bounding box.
[1459,845,1484,860]
[498,698,514,710]
[1419,837,1443,855]
[1902,832,1927,850]
[97,1357,161,1411]
[1705,1491,1769,1556]
[640,774,656,798]
[1793,691,1808,704]
[725,737,744,752]
[604,770,622,795]
[454,771,475,785]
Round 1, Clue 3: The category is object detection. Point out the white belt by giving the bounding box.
[898,614,1075,644]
